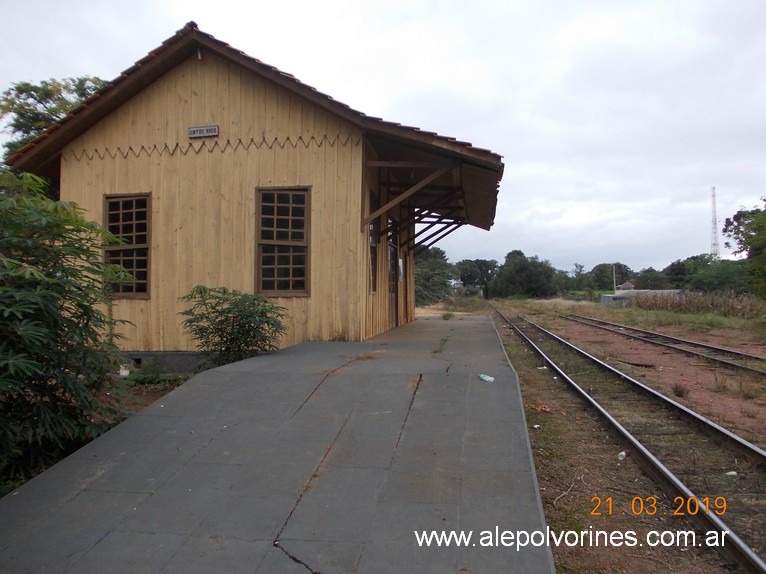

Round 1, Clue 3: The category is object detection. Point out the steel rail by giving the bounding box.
[563,314,766,376]
[519,315,766,461]
[492,306,766,573]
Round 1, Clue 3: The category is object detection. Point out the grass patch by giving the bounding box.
[432,337,449,354]
[444,295,488,313]
[125,357,192,393]
[127,372,190,392]
[441,312,455,320]
[351,352,379,361]
[672,382,690,398]
[713,378,728,393]
[739,381,758,400]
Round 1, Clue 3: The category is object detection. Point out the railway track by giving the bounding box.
[491,306,766,573]
[562,314,766,377]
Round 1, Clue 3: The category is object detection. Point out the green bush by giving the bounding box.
[0,170,128,485]
[178,286,287,367]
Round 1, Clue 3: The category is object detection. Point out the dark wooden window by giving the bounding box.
[104,194,151,298]
[257,188,310,295]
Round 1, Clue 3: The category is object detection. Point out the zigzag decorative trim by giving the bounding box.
[62,134,361,162]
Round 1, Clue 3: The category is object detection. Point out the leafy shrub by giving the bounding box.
[0,171,128,485]
[178,286,287,367]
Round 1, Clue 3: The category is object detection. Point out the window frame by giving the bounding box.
[256,186,311,297]
[103,193,152,299]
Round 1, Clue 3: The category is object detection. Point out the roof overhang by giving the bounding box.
[365,134,501,236]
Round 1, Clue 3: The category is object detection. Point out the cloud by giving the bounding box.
[2,0,764,275]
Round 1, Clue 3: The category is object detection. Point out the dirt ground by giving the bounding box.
[422,300,765,573]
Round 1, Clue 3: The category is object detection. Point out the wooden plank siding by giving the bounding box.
[59,51,382,352]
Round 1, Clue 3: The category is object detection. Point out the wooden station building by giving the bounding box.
[8,22,504,359]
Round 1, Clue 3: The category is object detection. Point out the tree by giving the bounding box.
[687,260,749,293]
[0,169,127,483]
[553,269,571,294]
[1,76,105,159]
[571,263,591,291]
[455,258,497,299]
[723,198,766,297]
[660,254,749,293]
[473,259,498,299]
[590,262,634,290]
[663,254,714,289]
[414,247,454,306]
[489,250,525,296]
[490,250,558,298]
[634,268,669,290]
[455,260,480,288]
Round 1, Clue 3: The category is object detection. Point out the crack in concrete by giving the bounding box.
[389,373,423,467]
[272,415,351,573]
[290,358,355,419]
[274,364,421,572]
[272,540,322,574]
[432,356,455,374]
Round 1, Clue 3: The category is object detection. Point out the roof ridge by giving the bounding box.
[7,24,503,173]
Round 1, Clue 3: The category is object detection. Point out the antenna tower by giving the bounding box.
[710,186,720,259]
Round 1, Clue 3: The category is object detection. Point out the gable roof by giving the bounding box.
[7,22,504,231]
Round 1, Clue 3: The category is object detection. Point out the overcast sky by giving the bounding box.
[2,0,764,273]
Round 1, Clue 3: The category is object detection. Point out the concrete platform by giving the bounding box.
[0,315,555,573]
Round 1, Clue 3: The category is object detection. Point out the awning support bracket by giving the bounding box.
[363,166,450,226]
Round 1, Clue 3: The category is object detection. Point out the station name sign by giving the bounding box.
[188,125,219,139]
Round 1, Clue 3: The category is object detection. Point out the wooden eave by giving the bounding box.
[364,133,502,231]
[6,22,504,229]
